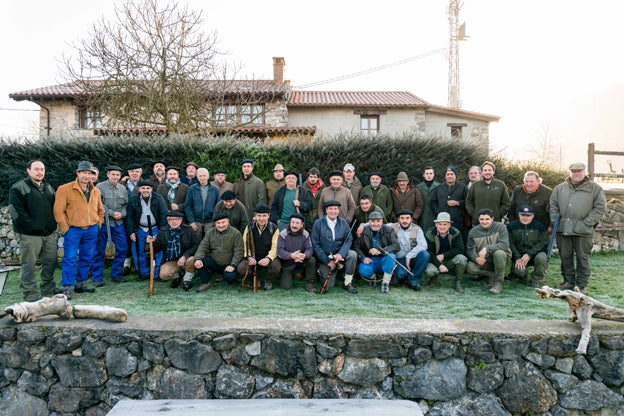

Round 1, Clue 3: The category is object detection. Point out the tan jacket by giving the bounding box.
[53,179,105,234]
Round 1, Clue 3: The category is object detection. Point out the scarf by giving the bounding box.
[306,179,324,196]
[165,227,182,261]
[166,180,181,204]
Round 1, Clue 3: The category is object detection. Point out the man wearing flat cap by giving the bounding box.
[507,205,549,288]
[181,161,199,187]
[53,161,105,299]
[318,171,356,223]
[353,210,400,293]
[277,213,317,292]
[126,179,168,281]
[193,212,244,291]
[362,172,393,221]
[237,204,281,290]
[266,163,286,207]
[213,190,249,232]
[146,210,200,291]
[312,200,358,294]
[157,166,188,213]
[235,159,267,220]
[211,168,234,196]
[550,162,606,294]
[271,170,313,231]
[342,163,363,204]
[391,171,424,224]
[93,165,129,285]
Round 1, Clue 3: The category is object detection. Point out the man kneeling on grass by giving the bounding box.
[193,213,244,292]
[146,211,200,291]
[466,208,511,295]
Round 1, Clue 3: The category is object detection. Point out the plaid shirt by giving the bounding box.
[96,180,128,225]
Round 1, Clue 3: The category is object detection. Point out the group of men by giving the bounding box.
[9,157,605,302]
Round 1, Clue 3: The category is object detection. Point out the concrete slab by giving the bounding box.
[107,399,423,416]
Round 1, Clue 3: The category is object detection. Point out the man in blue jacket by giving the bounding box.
[184,168,219,239]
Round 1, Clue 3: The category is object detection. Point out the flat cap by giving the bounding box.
[253,203,271,214]
[213,212,230,221]
[569,162,586,171]
[368,211,384,220]
[324,200,341,208]
[166,210,185,218]
[127,163,142,171]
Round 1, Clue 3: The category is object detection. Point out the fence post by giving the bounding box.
[588,142,595,180]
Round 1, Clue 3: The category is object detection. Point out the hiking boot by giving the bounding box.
[305,282,316,293]
[343,284,358,294]
[556,282,575,290]
[94,281,105,287]
[170,277,182,289]
[43,287,64,296]
[577,286,587,295]
[454,280,465,294]
[531,279,545,288]
[264,282,273,291]
[62,289,72,300]
[407,283,422,291]
[74,285,95,293]
[380,283,390,293]
[122,266,131,276]
[489,275,504,295]
[369,279,376,287]
[182,281,193,291]
[196,283,214,292]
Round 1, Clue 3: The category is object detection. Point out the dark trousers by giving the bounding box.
[557,234,593,288]
[198,256,237,284]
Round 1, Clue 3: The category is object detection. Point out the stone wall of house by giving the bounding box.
[2,201,623,264]
[0,318,623,415]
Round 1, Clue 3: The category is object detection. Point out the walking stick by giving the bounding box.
[377,246,414,278]
[147,215,155,297]
[547,213,560,260]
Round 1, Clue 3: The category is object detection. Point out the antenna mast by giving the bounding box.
[448,0,467,109]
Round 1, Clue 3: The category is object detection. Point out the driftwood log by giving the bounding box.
[536,286,624,354]
[3,294,127,323]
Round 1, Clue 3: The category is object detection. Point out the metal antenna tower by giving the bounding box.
[448,0,467,108]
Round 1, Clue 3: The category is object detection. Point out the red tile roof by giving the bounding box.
[9,80,289,101]
[288,91,428,108]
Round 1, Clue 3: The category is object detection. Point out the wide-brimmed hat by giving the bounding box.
[434,212,453,223]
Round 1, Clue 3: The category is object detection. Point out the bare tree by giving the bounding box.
[531,118,561,168]
[61,0,275,134]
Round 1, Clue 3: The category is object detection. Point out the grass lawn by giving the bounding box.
[1,253,623,320]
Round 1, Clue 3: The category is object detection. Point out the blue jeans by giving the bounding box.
[61,225,99,287]
[358,253,397,279]
[396,251,430,286]
[197,256,237,284]
[131,227,162,279]
[92,222,129,281]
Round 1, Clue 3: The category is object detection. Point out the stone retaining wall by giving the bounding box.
[1,318,623,415]
[2,200,624,263]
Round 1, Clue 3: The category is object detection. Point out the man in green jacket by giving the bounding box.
[235,159,267,221]
[424,212,467,293]
[466,208,511,295]
[550,162,606,294]
[466,161,511,226]
[362,172,393,221]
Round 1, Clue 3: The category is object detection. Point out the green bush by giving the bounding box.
[0,133,566,204]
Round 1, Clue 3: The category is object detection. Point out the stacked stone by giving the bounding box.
[1,321,623,415]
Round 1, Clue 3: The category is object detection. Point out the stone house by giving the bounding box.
[9,57,499,143]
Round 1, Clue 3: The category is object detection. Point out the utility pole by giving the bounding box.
[448,0,467,109]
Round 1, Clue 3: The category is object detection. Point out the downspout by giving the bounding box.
[35,99,51,137]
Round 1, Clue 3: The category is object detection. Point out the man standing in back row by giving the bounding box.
[550,163,606,294]
[9,160,60,301]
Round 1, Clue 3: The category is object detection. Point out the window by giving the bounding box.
[447,123,467,139]
[79,108,102,129]
[216,104,265,126]
[360,115,379,136]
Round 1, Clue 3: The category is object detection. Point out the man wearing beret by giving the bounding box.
[237,204,281,290]
[54,161,105,299]
[93,165,129,285]
[312,200,358,294]
[550,163,606,294]
[318,171,356,224]
[181,161,199,187]
[431,165,468,244]
[507,205,549,288]
[156,166,189,214]
[213,190,249,232]
[146,210,200,291]
[211,168,234,196]
[353,211,400,293]
[235,159,267,221]
[125,180,168,281]
[362,172,393,221]
[120,162,143,275]
[149,160,167,189]
[271,170,313,231]
[277,213,317,292]
[193,212,244,291]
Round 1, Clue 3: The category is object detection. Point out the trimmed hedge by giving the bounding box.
[0,133,567,205]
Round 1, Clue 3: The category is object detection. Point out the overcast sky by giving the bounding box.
[1,0,622,168]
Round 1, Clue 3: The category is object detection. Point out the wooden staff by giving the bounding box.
[147,215,155,297]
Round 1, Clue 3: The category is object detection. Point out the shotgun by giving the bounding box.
[547,213,560,260]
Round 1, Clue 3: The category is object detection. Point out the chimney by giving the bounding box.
[273,57,285,83]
